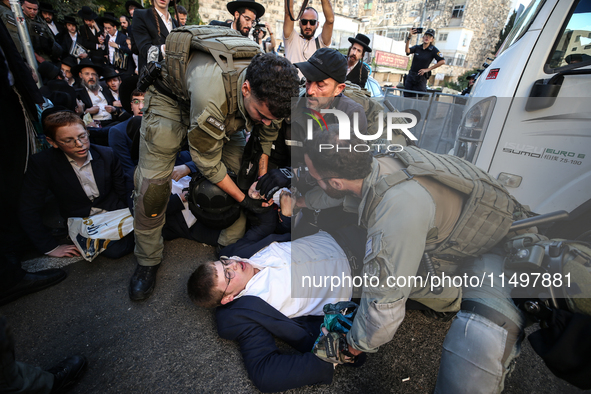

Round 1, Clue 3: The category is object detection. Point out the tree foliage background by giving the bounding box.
[43,0,201,26]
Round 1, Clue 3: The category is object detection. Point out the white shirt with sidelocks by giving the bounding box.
[235,231,352,318]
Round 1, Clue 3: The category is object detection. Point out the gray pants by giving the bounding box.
[133,88,246,267]
[435,253,526,394]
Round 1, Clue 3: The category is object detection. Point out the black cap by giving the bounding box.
[226,0,265,19]
[294,48,347,83]
[348,33,372,53]
[425,28,435,37]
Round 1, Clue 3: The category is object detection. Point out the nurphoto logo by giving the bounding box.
[305,108,418,153]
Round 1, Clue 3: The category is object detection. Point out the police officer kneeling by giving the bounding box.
[301,126,530,393]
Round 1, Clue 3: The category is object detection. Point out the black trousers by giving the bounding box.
[0,85,29,288]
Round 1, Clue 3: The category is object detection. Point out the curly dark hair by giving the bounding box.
[187,262,224,309]
[245,53,300,119]
[304,124,373,180]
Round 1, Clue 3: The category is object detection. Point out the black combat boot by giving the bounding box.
[129,264,160,301]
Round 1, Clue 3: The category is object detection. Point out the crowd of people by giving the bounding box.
[2,1,585,394]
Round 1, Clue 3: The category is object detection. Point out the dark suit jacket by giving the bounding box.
[104,31,131,72]
[19,144,128,253]
[60,32,76,58]
[216,296,334,393]
[77,24,105,65]
[76,86,127,122]
[346,60,369,89]
[131,8,177,72]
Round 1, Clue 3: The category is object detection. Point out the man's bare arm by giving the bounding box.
[258,153,269,177]
[320,0,335,46]
[283,0,295,38]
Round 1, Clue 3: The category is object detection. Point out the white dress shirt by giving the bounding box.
[236,231,352,318]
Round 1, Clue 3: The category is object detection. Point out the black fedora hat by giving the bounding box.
[77,6,98,21]
[39,2,55,14]
[295,48,347,83]
[38,61,61,84]
[99,12,120,27]
[63,15,78,26]
[125,1,144,12]
[72,58,103,76]
[348,33,372,53]
[101,67,121,81]
[227,0,265,19]
[61,56,77,69]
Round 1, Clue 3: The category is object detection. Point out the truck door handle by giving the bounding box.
[526,69,591,112]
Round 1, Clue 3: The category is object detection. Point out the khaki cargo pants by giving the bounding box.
[133,87,246,267]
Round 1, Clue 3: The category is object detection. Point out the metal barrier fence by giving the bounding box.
[383,88,468,154]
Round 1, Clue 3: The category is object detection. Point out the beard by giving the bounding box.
[236,18,250,37]
[300,26,316,40]
[82,78,99,92]
[322,183,350,199]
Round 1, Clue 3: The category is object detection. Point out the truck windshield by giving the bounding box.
[497,0,546,56]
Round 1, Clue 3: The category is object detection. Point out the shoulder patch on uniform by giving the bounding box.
[5,14,17,26]
[206,116,225,131]
[437,52,442,57]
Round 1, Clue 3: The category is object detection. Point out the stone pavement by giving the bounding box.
[1,238,586,393]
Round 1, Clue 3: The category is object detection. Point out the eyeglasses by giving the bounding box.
[56,133,89,148]
[220,258,236,299]
[239,13,253,24]
[131,99,145,105]
[300,19,317,26]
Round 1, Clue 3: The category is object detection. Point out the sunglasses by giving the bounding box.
[300,19,317,26]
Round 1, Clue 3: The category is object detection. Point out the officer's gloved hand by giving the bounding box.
[257,168,294,200]
[239,195,273,214]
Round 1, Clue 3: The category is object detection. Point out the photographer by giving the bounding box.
[254,22,275,53]
[404,28,444,98]
[226,0,265,37]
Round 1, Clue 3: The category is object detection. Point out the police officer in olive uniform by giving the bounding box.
[0,0,25,58]
[302,129,529,393]
[404,28,444,98]
[22,0,59,62]
[130,26,299,301]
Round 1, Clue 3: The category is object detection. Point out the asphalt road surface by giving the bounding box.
[1,238,588,393]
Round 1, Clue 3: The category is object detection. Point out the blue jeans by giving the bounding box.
[435,253,527,394]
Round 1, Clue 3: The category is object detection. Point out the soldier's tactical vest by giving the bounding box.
[163,25,261,119]
[362,146,524,258]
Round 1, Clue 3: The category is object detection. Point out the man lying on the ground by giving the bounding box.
[188,231,354,392]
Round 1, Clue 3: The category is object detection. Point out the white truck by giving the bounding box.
[455,0,591,238]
